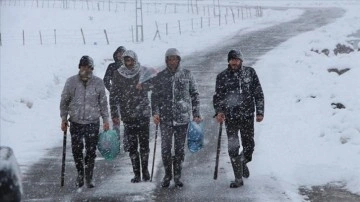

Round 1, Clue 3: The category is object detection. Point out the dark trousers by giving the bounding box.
[160,123,188,180]
[124,121,150,176]
[69,122,99,176]
[225,115,254,162]
[124,121,150,158]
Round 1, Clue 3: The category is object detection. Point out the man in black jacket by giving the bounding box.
[213,49,264,188]
[103,46,126,92]
[110,50,151,183]
[151,48,202,188]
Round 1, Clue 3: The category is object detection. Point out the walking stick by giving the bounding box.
[60,129,67,186]
[213,122,223,180]
[150,125,159,182]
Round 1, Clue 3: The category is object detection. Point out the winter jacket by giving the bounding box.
[60,74,109,124]
[109,51,151,123]
[103,48,125,91]
[213,65,264,119]
[151,66,200,126]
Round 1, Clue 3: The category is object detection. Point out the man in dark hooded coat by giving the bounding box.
[103,46,126,92]
[213,49,264,188]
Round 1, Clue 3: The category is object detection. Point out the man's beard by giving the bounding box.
[230,64,240,70]
[79,70,92,81]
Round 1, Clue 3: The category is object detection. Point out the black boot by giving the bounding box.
[229,155,244,188]
[85,163,95,188]
[74,159,84,188]
[173,156,183,188]
[161,156,172,188]
[76,169,84,188]
[141,153,150,181]
[130,154,141,183]
[240,152,250,178]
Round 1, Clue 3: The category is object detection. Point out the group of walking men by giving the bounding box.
[59,46,264,189]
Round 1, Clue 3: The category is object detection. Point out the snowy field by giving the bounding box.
[1,0,360,200]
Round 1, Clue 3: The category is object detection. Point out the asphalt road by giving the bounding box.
[21,6,360,202]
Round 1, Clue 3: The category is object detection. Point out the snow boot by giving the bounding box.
[230,155,244,188]
[85,163,95,188]
[141,153,150,181]
[130,154,141,183]
[74,155,84,187]
[161,157,172,188]
[240,152,250,178]
[173,156,183,188]
[230,179,244,188]
[76,169,84,188]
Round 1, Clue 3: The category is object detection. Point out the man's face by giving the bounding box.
[228,58,242,70]
[115,52,124,62]
[79,65,93,76]
[124,56,135,69]
[166,55,180,71]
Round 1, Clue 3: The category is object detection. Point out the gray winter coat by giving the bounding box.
[151,66,200,126]
[60,74,109,124]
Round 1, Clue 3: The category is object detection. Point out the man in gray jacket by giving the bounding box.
[151,48,202,188]
[60,55,110,188]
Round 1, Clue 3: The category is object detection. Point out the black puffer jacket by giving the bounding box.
[151,66,200,126]
[213,65,264,120]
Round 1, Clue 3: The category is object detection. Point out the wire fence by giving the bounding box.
[0,0,264,46]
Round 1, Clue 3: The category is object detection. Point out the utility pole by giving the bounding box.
[135,0,144,42]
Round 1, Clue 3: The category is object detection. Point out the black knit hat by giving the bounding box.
[228,49,243,62]
[79,55,94,69]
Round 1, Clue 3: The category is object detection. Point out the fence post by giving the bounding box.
[23,30,25,46]
[104,29,109,45]
[0,33,2,46]
[241,7,244,20]
[54,29,56,44]
[231,8,235,23]
[39,30,42,45]
[166,23,168,36]
[81,28,86,44]
[178,20,181,35]
[191,18,194,31]
[201,17,203,29]
[131,26,134,43]
[153,21,161,41]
